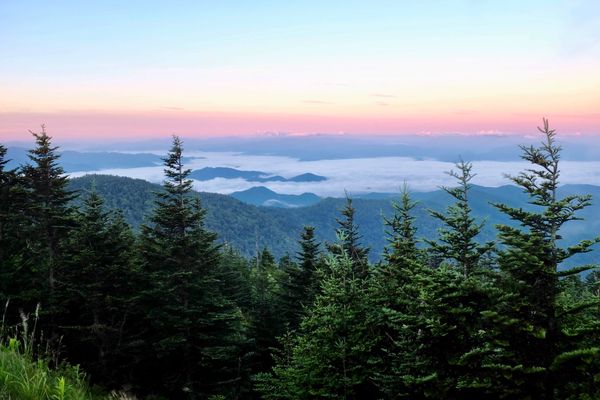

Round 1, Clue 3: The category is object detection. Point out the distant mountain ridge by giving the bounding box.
[5,147,167,172]
[230,186,321,208]
[68,174,600,268]
[189,167,327,183]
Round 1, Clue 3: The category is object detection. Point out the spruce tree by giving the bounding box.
[249,247,284,373]
[328,197,370,278]
[21,126,77,331]
[370,186,433,398]
[58,189,138,385]
[416,162,499,398]
[279,226,322,330]
[257,246,378,399]
[426,160,494,275]
[489,119,600,398]
[0,144,28,304]
[138,135,245,399]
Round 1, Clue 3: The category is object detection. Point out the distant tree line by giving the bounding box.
[0,120,599,399]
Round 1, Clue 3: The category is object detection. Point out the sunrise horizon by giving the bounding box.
[2,1,599,140]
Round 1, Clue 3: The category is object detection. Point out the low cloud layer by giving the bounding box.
[70,152,600,197]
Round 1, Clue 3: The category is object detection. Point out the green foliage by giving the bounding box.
[426,160,495,274]
[256,249,378,399]
[18,126,77,335]
[57,188,138,386]
[137,136,246,399]
[369,187,434,398]
[327,197,370,278]
[278,226,322,330]
[2,120,600,399]
[248,248,285,374]
[0,342,93,400]
[489,119,600,399]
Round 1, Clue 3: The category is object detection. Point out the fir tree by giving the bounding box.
[370,186,433,398]
[257,246,378,399]
[0,144,28,304]
[249,247,284,373]
[138,135,245,399]
[279,226,322,330]
[383,185,420,265]
[58,188,138,385]
[21,126,77,332]
[328,196,370,278]
[426,160,494,276]
[489,119,600,398]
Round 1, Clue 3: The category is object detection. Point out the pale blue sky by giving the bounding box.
[1,1,599,139]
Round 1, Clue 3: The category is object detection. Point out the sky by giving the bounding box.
[1,0,600,140]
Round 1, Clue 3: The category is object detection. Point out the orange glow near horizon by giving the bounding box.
[1,1,599,140]
[1,108,598,141]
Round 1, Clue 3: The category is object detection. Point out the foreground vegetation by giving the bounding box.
[1,120,599,399]
[0,334,92,400]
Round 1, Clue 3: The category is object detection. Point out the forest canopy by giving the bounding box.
[1,120,599,399]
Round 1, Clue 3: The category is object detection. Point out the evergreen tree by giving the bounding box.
[489,119,600,398]
[403,164,500,399]
[279,226,322,330]
[58,189,138,385]
[21,126,77,332]
[257,247,378,399]
[426,160,494,275]
[0,144,28,305]
[370,186,433,398]
[249,247,284,374]
[328,197,370,278]
[138,136,245,399]
[383,185,420,265]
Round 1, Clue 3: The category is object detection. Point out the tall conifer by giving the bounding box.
[489,119,600,398]
[138,135,244,399]
[21,126,76,331]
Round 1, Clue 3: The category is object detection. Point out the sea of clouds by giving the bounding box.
[69,151,600,197]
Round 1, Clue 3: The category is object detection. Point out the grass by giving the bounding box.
[0,303,135,400]
[0,337,93,400]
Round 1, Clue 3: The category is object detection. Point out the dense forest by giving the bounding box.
[1,120,600,399]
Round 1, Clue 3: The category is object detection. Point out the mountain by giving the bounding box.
[286,173,327,182]
[68,175,600,267]
[230,186,321,208]
[189,167,327,182]
[5,147,165,172]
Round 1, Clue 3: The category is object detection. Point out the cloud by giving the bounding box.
[477,129,507,136]
[371,93,397,98]
[302,100,333,104]
[69,151,600,198]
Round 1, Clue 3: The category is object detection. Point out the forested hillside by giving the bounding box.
[2,121,600,399]
[69,174,600,266]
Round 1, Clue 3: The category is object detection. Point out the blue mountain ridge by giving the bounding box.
[188,167,327,183]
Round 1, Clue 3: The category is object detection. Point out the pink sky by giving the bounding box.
[2,1,599,141]
[1,110,598,141]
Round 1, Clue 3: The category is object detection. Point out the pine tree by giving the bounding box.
[279,226,322,330]
[383,185,420,265]
[489,119,600,398]
[138,136,245,399]
[58,188,138,385]
[426,160,494,276]
[21,126,77,332]
[249,247,284,373]
[0,144,28,304]
[370,186,433,398]
[257,247,378,399]
[328,197,370,278]
[382,162,497,399]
